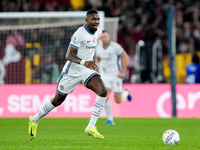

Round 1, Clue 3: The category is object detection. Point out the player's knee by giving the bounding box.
[97,88,107,97]
[115,99,121,104]
[114,95,122,103]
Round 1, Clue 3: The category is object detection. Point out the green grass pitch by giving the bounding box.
[0,118,200,150]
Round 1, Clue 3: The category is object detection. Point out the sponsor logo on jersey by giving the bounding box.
[86,46,96,49]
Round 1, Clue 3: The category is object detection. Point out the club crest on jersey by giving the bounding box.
[93,37,95,43]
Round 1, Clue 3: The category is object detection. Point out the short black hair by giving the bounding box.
[102,30,107,33]
[192,54,200,64]
[86,9,98,16]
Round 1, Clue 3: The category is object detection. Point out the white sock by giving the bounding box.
[88,95,106,128]
[105,100,113,121]
[100,108,106,118]
[121,90,129,102]
[32,100,55,123]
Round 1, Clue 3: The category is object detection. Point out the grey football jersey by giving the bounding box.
[96,41,124,77]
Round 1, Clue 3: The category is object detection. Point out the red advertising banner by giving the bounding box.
[0,84,200,118]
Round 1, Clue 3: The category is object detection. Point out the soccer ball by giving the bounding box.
[162,129,180,145]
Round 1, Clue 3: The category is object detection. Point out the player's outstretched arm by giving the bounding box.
[118,51,129,78]
[65,46,82,64]
[65,46,97,70]
[95,57,101,68]
[85,60,98,71]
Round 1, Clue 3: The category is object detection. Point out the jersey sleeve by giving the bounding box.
[69,28,83,49]
[116,43,125,56]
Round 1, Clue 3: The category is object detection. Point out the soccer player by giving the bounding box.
[28,10,107,140]
[185,54,200,83]
[96,31,132,125]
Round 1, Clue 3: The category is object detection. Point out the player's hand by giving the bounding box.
[118,72,125,78]
[84,60,98,71]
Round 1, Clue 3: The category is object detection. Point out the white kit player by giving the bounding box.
[28,10,107,140]
[96,31,132,125]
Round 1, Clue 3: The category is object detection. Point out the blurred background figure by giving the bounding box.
[41,53,60,84]
[96,30,131,125]
[185,54,200,84]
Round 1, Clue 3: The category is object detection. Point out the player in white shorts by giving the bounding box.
[96,31,132,125]
[28,10,107,140]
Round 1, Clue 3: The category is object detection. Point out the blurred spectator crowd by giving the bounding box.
[1,0,200,84]
[0,26,76,84]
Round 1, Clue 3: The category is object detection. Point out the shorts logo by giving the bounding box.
[60,85,64,90]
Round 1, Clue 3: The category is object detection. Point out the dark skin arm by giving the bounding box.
[65,46,98,71]
[95,57,101,68]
